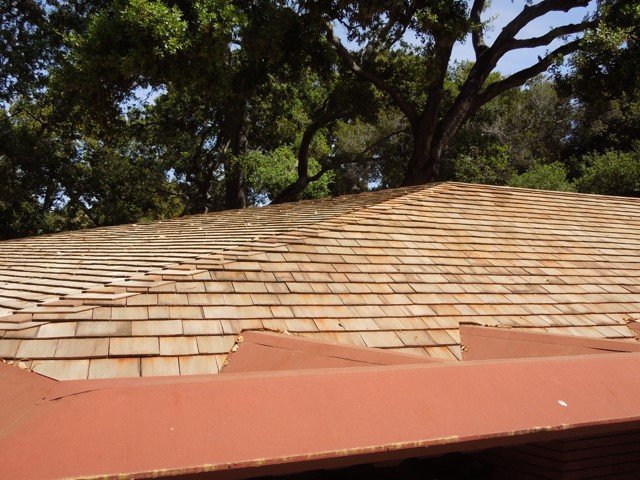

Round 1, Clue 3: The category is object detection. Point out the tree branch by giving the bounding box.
[508,21,595,50]
[307,165,331,183]
[433,0,592,156]
[466,0,590,81]
[375,22,410,57]
[273,125,408,205]
[363,5,403,58]
[68,194,99,227]
[272,161,331,204]
[416,33,456,167]
[478,38,583,105]
[325,21,418,125]
[272,96,341,204]
[493,0,589,50]
[470,0,488,58]
[361,127,408,156]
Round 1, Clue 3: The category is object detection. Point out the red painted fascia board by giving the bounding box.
[0,362,55,441]
[222,331,446,373]
[460,325,640,360]
[2,353,640,480]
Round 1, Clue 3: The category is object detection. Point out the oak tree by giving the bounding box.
[310,0,614,185]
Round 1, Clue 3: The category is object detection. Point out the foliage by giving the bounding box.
[576,148,640,196]
[242,146,333,204]
[308,0,627,185]
[332,111,411,191]
[1,0,640,239]
[0,104,67,238]
[66,139,184,226]
[483,79,571,171]
[444,145,514,186]
[557,0,640,158]
[509,162,575,192]
[446,71,572,175]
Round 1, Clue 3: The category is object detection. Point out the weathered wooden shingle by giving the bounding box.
[1,182,640,379]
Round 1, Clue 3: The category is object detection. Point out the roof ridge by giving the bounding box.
[0,184,430,244]
[2,182,639,247]
[446,181,640,204]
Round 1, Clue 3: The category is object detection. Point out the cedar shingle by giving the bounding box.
[397,330,437,347]
[159,337,198,356]
[359,331,404,348]
[37,322,77,338]
[16,340,58,359]
[141,356,180,376]
[89,358,140,378]
[55,338,109,358]
[110,337,159,356]
[195,335,235,354]
[182,320,224,335]
[32,359,89,380]
[132,320,182,336]
[0,339,20,357]
[110,306,148,321]
[179,355,219,375]
[76,321,132,337]
[2,182,640,380]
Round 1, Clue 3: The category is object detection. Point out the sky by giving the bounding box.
[337,1,594,75]
[450,0,593,74]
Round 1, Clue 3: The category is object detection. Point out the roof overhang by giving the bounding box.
[2,350,640,479]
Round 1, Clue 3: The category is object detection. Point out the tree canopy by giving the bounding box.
[1,0,639,238]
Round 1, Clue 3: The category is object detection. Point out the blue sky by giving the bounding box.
[338,1,594,75]
[451,0,593,74]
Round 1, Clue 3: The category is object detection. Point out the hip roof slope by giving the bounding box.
[1,182,640,380]
[0,185,426,317]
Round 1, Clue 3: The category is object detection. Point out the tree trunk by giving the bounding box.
[273,178,306,204]
[219,102,247,210]
[403,97,476,187]
[272,119,322,204]
[224,161,246,210]
[191,157,214,214]
[402,123,441,186]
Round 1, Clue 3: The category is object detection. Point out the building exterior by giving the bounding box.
[1,182,640,479]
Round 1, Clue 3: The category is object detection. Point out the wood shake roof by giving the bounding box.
[1,182,639,380]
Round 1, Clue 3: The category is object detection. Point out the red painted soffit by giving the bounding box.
[2,353,640,479]
[460,325,640,361]
[222,331,446,373]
